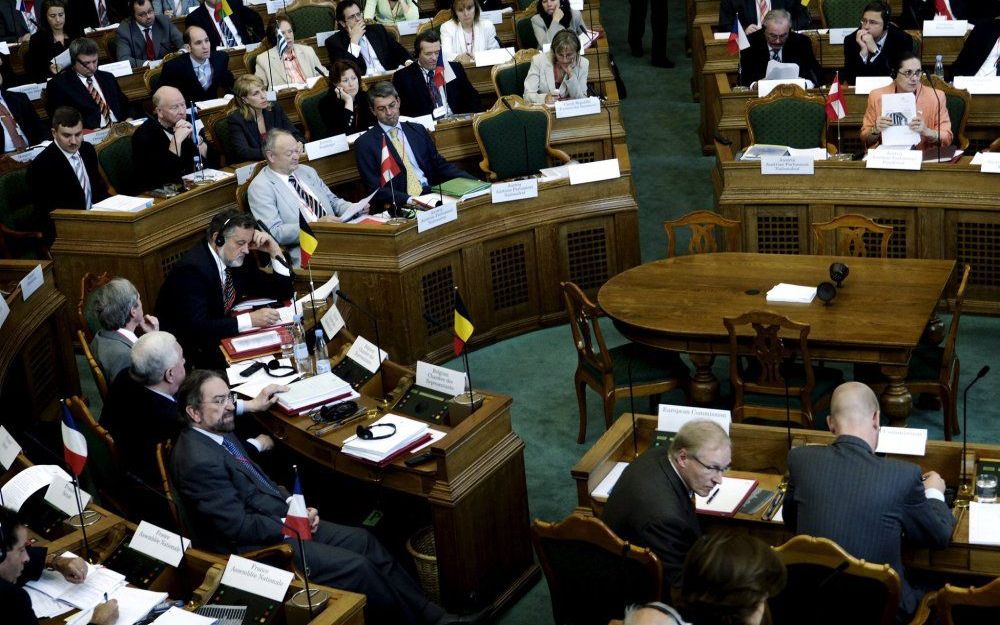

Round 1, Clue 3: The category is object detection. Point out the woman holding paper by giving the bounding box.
[318,59,376,137]
[523,28,589,105]
[363,0,419,24]
[439,0,499,63]
[224,74,303,163]
[531,0,587,47]
[861,52,952,150]
[24,0,80,82]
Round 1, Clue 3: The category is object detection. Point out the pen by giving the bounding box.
[706,486,720,504]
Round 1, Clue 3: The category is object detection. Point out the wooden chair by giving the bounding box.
[723,311,842,427]
[78,329,109,402]
[294,76,330,141]
[473,95,570,180]
[927,75,971,151]
[244,43,269,75]
[811,213,893,258]
[417,10,452,34]
[769,535,901,625]
[662,210,741,258]
[65,395,128,515]
[78,271,111,341]
[986,137,1000,152]
[531,513,663,625]
[817,0,871,28]
[490,48,539,97]
[933,576,1000,624]
[284,0,338,39]
[205,108,237,167]
[144,51,184,93]
[94,122,139,196]
[0,156,46,260]
[561,281,688,444]
[745,84,828,150]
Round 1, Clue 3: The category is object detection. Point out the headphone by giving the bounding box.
[240,358,296,378]
[356,423,397,440]
[214,216,234,247]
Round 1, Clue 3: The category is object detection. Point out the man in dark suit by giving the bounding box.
[184,0,260,49]
[0,0,30,43]
[952,17,1000,76]
[901,0,1000,28]
[327,0,411,76]
[603,420,731,589]
[72,0,125,30]
[116,0,183,67]
[739,9,821,87]
[28,106,110,245]
[155,210,293,369]
[842,1,915,84]
[0,60,47,152]
[393,30,481,119]
[131,85,211,192]
[355,81,476,211]
[718,0,811,33]
[159,26,235,102]
[629,0,671,67]
[784,382,955,617]
[45,37,129,129]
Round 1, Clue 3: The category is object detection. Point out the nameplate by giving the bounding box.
[491,178,538,204]
[952,76,1000,95]
[83,128,110,145]
[828,27,854,45]
[555,96,601,118]
[305,134,349,160]
[320,303,345,340]
[981,153,1000,174]
[129,521,191,567]
[347,335,388,373]
[416,201,458,233]
[922,19,967,37]
[865,148,923,171]
[0,42,10,55]
[761,155,814,175]
[416,361,467,397]
[0,296,7,332]
[19,264,43,301]
[568,158,620,185]
[235,163,258,185]
[8,83,44,101]
[657,404,732,434]
[43,476,91,517]
[400,114,436,132]
[569,0,583,9]
[315,31,335,47]
[474,47,516,67]
[396,19,429,36]
[0,426,21,470]
[265,0,283,14]
[220,555,294,602]
[712,32,730,41]
[99,60,132,77]
[482,9,508,25]
[757,78,806,98]
[854,75,893,94]
[874,426,927,456]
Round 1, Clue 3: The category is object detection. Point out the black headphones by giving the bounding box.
[240,358,297,378]
[312,400,360,423]
[214,216,233,247]
[356,423,397,440]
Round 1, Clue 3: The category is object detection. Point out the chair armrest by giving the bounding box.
[243,542,295,566]
[906,591,936,625]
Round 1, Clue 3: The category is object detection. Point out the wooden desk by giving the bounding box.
[597,253,954,423]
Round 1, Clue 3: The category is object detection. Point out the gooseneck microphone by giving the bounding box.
[335,289,387,399]
[960,366,990,490]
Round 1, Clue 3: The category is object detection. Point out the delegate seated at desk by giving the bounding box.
[115,0,183,68]
[159,25,236,103]
[44,37,129,130]
[392,29,482,118]
[531,0,587,47]
[131,86,212,192]
[439,0,500,64]
[738,10,820,88]
[951,17,1000,77]
[254,16,325,90]
[523,29,589,105]
[184,0,257,49]
[23,0,80,83]
[0,58,47,152]
[225,74,303,163]
[88,277,159,382]
[861,52,952,150]
[326,0,412,77]
[717,0,811,33]
[318,59,376,137]
[842,1,915,85]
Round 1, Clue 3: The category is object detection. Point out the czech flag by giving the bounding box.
[379,134,401,185]
[214,0,232,20]
[61,402,88,477]
[727,17,750,56]
[453,290,474,356]
[299,213,317,268]
[826,72,848,121]
[282,475,313,541]
[433,50,456,90]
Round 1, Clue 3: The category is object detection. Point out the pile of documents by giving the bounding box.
[765,283,817,303]
[341,414,431,464]
[275,372,357,415]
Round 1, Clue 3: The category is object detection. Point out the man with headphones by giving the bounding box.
[155,209,294,369]
[861,51,952,150]
[44,37,130,129]
[842,1,915,84]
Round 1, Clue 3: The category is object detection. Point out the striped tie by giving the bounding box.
[72,154,92,208]
[218,17,237,47]
[221,437,281,497]
[389,127,424,198]
[85,77,110,126]
[223,268,236,312]
[289,174,324,218]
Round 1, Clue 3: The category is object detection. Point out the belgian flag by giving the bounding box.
[453,290,474,356]
[299,214,318,268]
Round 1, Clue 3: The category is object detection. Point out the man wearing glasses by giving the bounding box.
[842,1,914,84]
[603,420,731,589]
[738,10,821,88]
[326,0,412,77]
[861,52,952,150]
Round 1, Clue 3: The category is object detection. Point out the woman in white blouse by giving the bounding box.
[363,0,419,24]
[523,28,588,104]
[439,0,500,63]
[530,0,586,47]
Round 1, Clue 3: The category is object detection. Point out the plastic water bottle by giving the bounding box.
[279,326,294,359]
[292,315,312,375]
[313,329,331,375]
[934,55,945,80]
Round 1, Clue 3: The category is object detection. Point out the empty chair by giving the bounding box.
[812,213,893,258]
[662,210,741,258]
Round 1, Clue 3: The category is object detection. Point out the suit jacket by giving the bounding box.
[223,106,301,164]
[317,88,376,137]
[784,435,955,614]
[27,141,110,245]
[523,51,590,104]
[131,115,200,192]
[717,0,811,31]
[952,19,1000,76]
[45,69,129,129]
[530,9,586,47]
[115,15,184,67]
[73,0,125,30]
[602,446,700,589]
[155,240,294,368]
[253,43,324,89]
[392,61,482,118]
[439,17,499,63]
[355,121,475,207]
[184,0,257,49]
[325,25,411,76]
[842,24,915,84]
[24,31,75,83]
[159,50,235,102]
[1,579,37,625]
[170,426,290,553]
[90,329,134,382]
[0,0,29,43]
[0,88,47,151]
[739,29,821,86]
[861,82,952,149]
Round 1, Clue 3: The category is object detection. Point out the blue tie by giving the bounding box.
[221,437,281,497]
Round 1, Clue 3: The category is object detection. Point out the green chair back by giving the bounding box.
[495,61,534,97]
[518,0,535,10]
[944,92,965,135]
[748,97,827,149]
[0,166,34,230]
[299,90,330,141]
[214,115,236,165]
[516,16,538,50]
[287,6,337,39]
[820,0,870,28]
[98,135,136,195]
[476,107,551,179]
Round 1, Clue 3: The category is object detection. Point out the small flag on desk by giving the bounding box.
[299,213,318,268]
[276,23,290,59]
[727,17,750,55]
[826,72,848,121]
[61,402,88,477]
[379,135,401,185]
[283,474,313,541]
[453,290,474,356]
[214,0,232,20]
[433,49,456,89]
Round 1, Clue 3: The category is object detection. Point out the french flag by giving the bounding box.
[61,402,88,477]
[727,16,750,56]
[283,475,313,541]
[379,134,401,185]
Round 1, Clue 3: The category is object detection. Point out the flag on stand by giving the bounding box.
[276,23,290,59]
[727,17,750,55]
[61,402,88,477]
[282,474,313,541]
[214,0,232,20]
[826,72,848,121]
[299,213,317,268]
[453,290,474,356]
[433,50,456,89]
[379,134,401,185]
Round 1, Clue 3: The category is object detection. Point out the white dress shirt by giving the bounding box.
[349,35,387,75]
[0,95,29,153]
[974,36,1000,76]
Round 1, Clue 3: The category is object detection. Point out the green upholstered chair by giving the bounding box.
[94,122,137,196]
[746,84,828,150]
[209,111,236,166]
[244,43,268,75]
[0,157,45,259]
[818,0,871,28]
[285,0,338,39]
[561,281,689,444]
[929,75,971,150]
[490,48,538,97]
[518,0,535,10]
[473,95,570,180]
[295,76,330,141]
[144,50,183,95]
[515,15,538,50]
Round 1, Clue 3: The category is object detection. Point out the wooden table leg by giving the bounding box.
[880,364,912,426]
[689,354,718,405]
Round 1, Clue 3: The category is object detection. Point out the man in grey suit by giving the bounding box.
[89,277,159,383]
[117,0,183,68]
[784,381,955,618]
[248,129,369,267]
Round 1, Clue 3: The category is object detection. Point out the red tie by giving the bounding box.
[0,100,27,151]
[934,0,954,19]
[86,77,111,124]
[144,28,155,61]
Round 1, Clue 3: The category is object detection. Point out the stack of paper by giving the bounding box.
[740,144,790,160]
[591,462,629,502]
[766,283,817,303]
[92,196,154,212]
[341,414,430,463]
[695,477,758,516]
[228,330,282,355]
[27,553,126,610]
[1,464,72,511]
[275,372,355,414]
[969,502,1000,546]
[66,587,168,625]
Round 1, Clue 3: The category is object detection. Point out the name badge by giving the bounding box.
[19,264,43,301]
[44,476,91,517]
[416,361,468,397]
[555,96,601,119]
[305,134,349,160]
[220,555,294,602]
[128,520,191,567]
[865,148,923,171]
[416,202,458,233]
[491,179,538,204]
[760,155,815,175]
[346,335,388,373]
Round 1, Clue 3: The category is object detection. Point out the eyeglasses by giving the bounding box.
[690,455,730,475]
[201,391,237,407]
[897,69,923,79]
[342,10,363,22]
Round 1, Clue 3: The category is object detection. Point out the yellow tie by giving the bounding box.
[390,127,424,198]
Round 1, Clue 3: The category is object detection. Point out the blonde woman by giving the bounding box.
[225,74,303,162]
[439,0,499,63]
[523,28,588,104]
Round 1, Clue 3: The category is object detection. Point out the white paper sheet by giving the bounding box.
[696,477,757,515]
[969,501,1000,546]
[591,461,629,502]
[875,426,927,456]
[880,92,921,147]
[1,464,71,511]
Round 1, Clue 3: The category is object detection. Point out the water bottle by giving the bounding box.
[934,55,944,80]
[292,315,312,375]
[313,329,331,375]
[279,326,294,359]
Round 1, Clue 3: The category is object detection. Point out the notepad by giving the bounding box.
[969,502,1000,546]
[695,477,758,516]
[766,283,817,303]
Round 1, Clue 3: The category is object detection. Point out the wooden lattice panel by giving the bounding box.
[566,226,609,290]
[421,265,455,335]
[868,217,908,259]
[489,243,529,311]
[956,221,1000,289]
[755,214,800,255]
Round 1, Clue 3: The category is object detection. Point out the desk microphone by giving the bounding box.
[124,471,189,565]
[335,289,387,400]
[960,365,990,491]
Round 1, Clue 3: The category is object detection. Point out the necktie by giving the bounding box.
[758,0,769,24]
[97,0,108,26]
[358,37,374,69]
[221,437,281,497]
[934,0,954,19]
[426,70,443,107]
[389,127,423,197]
[71,153,92,208]
[85,77,110,125]
[197,62,210,89]
[223,268,236,312]
[771,48,780,61]
[0,100,27,151]
[144,28,155,61]
[289,174,324,218]
[218,16,237,47]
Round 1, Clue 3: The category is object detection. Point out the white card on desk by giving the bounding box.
[265,0,283,13]
[923,19,967,36]
[221,555,294,601]
[315,31,335,47]
[969,502,1000,546]
[569,0,583,8]
[854,75,893,94]
[828,27,855,45]
[43,476,91,517]
[416,202,458,233]
[658,404,731,433]
[555,96,601,118]
[481,9,510,25]
[491,178,538,204]
[129,520,191,567]
[980,152,1000,173]
[874,426,927,456]
[320,303,345,340]
[757,78,807,97]
[305,134,349,160]
[0,425,21,469]
[474,47,516,67]
[761,155,814,175]
[953,76,1000,94]
[98,60,132,77]
[568,158,620,185]
[7,82,44,100]
[347,335,388,373]
[416,361,467,397]
[865,148,923,171]
[20,264,43,300]
[395,19,429,36]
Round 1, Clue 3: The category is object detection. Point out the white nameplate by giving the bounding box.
[19,264,43,301]
[657,404,732,434]
[305,134,349,160]
[83,128,110,145]
[315,31,335,47]
[491,178,538,204]
[8,83,44,101]
[761,155,814,175]
[474,47,516,67]
[245,42,261,52]
[98,60,132,77]
[320,303,345,340]
[416,361,468,397]
[482,9,506,24]
[0,296,8,331]
[865,148,923,171]
[981,153,1000,174]
[854,75,893,94]
[417,202,458,233]
[0,426,21,470]
[220,555,294,602]
[265,0,283,13]
[952,76,1000,95]
[400,114,436,132]
[757,78,807,97]
[828,27,855,45]
[129,521,191,567]
[569,0,583,9]
[713,32,730,41]
[568,158,620,185]
[875,426,927,456]
[43,476,91,517]
[346,335,388,373]
[555,96,601,118]
[395,19,429,36]
[235,163,258,185]
[923,19,967,37]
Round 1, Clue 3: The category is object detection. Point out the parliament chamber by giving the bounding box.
[2,0,1000,624]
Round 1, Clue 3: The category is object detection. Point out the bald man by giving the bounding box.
[131,85,211,192]
[783,382,954,619]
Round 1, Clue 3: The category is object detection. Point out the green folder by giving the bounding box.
[437,177,491,198]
